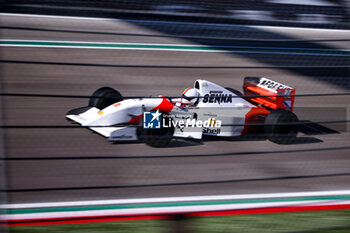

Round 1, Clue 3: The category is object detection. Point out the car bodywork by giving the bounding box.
[66,78,297,145]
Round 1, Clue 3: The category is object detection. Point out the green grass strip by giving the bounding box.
[7,210,350,233]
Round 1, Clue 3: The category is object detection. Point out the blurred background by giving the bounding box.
[2,0,350,29]
[1,0,350,232]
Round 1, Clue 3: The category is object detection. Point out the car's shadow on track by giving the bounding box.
[166,120,342,147]
[112,121,340,147]
[112,139,204,147]
[112,132,330,148]
[166,139,204,147]
[149,134,322,148]
[202,134,323,145]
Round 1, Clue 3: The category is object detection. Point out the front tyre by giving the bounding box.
[89,87,123,110]
[138,114,174,147]
[264,109,298,144]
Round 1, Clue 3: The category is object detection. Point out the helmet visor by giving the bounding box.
[182,94,196,101]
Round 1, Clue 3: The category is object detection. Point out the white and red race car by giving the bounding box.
[66,77,299,147]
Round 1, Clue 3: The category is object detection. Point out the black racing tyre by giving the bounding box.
[264,109,298,144]
[138,114,174,147]
[89,87,123,110]
[225,87,243,97]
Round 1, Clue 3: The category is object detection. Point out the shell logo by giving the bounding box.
[209,118,216,126]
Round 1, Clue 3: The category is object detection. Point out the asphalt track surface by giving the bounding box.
[1,14,350,204]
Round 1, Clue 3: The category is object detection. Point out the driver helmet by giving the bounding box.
[182,88,199,106]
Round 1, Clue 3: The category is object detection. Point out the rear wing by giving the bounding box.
[243,77,295,112]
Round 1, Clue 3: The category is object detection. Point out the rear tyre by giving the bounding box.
[225,87,243,97]
[138,114,174,147]
[264,109,298,144]
[89,87,123,110]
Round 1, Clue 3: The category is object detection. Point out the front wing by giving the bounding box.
[66,106,138,141]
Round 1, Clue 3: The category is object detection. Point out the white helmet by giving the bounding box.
[182,88,199,106]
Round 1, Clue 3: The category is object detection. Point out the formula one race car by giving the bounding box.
[66,77,299,147]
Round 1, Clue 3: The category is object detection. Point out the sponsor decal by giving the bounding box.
[283,100,292,110]
[203,113,218,117]
[203,118,221,135]
[282,89,293,98]
[257,78,291,92]
[279,89,293,110]
[203,127,221,134]
[202,91,233,104]
[98,111,104,115]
